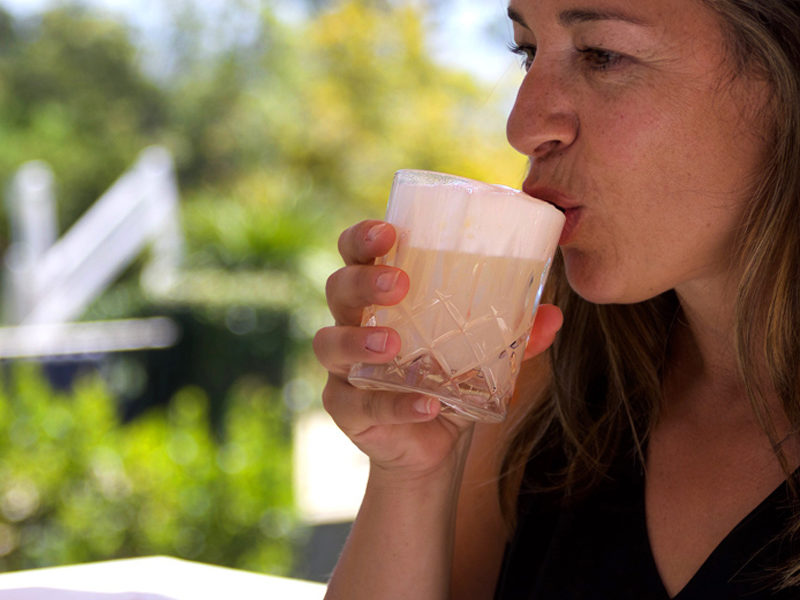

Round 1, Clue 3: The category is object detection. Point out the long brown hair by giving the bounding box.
[499,0,800,587]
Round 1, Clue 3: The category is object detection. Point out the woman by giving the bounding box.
[313,0,800,598]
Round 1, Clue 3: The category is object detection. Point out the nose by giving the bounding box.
[506,62,579,159]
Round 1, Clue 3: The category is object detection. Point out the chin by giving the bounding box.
[562,250,616,304]
[562,252,657,306]
[568,282,626,305]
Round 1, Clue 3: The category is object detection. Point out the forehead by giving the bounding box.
[506,0,731,65]
[506,0,714,28]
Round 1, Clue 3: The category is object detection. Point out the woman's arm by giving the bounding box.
[325,357,552,600]
[326,428,474,600]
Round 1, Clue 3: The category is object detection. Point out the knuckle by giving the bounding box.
[327,266,363,300]
[321,376,350,418]
[338,221,371,262]
[325,269,342,303]
[312,328,329,361]
[321,382,336,415]
[327,266,374,314]
[337,226,352,259]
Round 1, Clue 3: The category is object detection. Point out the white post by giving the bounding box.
[4,161,58,324]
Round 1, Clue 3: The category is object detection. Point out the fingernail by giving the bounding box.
[376,270,399,292]
[366,223,388,243]
[413,397,432,415]
[365,331,388,353]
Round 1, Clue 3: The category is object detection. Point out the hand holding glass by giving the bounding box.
[348,170,564,422]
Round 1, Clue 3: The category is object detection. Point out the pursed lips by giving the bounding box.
[523,183,583,245]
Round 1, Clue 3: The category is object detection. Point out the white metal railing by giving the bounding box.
[2,147,183,357]
[0,317,179,359]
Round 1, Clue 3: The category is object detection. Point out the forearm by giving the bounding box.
[325,434,472,600]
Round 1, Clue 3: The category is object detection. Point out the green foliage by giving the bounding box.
[0,6,168,232]
[0,364,296,575]
[0,1,524,271]
[0,0,526,577]
[174,0,525,270]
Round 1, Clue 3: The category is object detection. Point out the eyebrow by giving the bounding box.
[507,6,649,29]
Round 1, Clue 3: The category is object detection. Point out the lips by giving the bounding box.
[522,184,582,245]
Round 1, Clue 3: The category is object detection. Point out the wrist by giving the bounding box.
[366,425,475,494]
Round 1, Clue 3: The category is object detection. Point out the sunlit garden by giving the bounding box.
[0,0,524,580]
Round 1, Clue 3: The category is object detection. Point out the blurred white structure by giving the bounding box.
[293,410,369,524]
[1,146,182,356]
[0,555,326,599]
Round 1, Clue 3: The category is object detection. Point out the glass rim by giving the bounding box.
[393,169,520,195]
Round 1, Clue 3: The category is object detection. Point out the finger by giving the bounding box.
[313,326,402,376]
[322,375,440,436]
[338,220,397,266]
[523,304,563,360]
[326,264,410,325]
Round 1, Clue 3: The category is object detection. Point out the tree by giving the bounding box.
[0,0,526,576]
[176,0,525,273]
[0,6,169,231]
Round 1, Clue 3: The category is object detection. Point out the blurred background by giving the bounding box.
[0,0,526,583]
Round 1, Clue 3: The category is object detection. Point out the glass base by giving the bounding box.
[348,353,510,423]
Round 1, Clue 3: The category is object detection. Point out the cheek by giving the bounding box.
[588,106,739,222]
[584,101,674,190]
[562,79,768,303]
[612,88,764,200]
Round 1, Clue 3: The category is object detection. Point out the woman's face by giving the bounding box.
[506,0,771,304]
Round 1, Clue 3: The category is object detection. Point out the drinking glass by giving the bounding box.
[348,170,564,422]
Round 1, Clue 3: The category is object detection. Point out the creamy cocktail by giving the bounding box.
[348,170,564,422]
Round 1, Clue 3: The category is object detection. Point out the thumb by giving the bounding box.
[523,304,563,360]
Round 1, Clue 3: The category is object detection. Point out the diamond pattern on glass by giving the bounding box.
[350,249,551,422]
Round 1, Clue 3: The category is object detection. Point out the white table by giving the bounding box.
[0,556,327,599]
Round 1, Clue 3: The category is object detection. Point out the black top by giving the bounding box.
[494,451,799,599]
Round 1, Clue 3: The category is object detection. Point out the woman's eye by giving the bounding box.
[509,42,536,71]
[578,47,624,70]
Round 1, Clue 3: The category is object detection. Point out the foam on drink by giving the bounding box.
[385,170,564,261]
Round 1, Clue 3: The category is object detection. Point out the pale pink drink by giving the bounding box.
[348,170,564,422]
